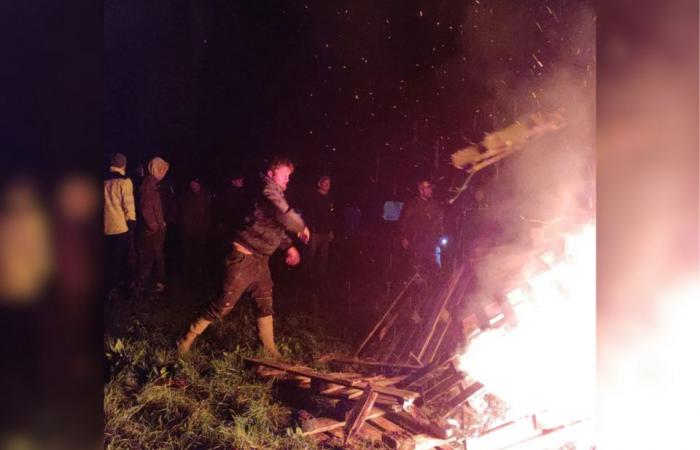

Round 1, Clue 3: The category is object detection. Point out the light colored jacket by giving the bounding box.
[104,166,136,235]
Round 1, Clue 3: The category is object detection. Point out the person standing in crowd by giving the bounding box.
[103,153,136,299]
[134,156,170,297]
[179,176,211,279]
[303,175,334,295]
[214,172,247,240]
[398,178,444,278]
[177,156,310,357]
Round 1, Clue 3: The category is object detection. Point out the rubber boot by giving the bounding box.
[177,317,212,354]
[256,315,282,359]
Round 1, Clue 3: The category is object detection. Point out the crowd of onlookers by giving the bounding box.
[104,151,508,355]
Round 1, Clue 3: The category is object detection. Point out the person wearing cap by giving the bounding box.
[398,178,444,278]
[134,156,170,296]
[104,153,136,299]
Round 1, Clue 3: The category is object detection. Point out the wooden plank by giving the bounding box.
[437,382,485,420]
[343,386,379,445]
[355,273,420,358]
[424,313,453,364]
[328,357,423,373]
[421,370,466,405]
[398,354,459,389]
[416,267,468,362]
[356,420,386,442]
[245,357,420,402]
[370,416,417,450]
[300,407,387,436]
[310,371,363,394]
[414,435,459,450]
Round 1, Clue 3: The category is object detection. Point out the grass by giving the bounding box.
[104,284,391,450]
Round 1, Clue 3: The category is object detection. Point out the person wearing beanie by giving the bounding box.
[134,156,170,297]
[104,152,136,299]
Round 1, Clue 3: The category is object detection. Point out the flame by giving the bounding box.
[597,277,700,450]
[458,223,596,446]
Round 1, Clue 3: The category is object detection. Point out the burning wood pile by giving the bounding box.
[243,353,486,449]
[245,224,595,449]
[242,269,514,448]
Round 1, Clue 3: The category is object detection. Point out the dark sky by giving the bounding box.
[105,0,594,202]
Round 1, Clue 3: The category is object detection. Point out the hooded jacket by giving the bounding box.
[103,166,136,235]
[138,157,169,234]
[235,175,305,256]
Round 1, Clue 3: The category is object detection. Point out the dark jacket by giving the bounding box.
[304,190,334,234]
[214,184,248,237]
[398,197,444,249]
[138,175,166,234]
[235,176,306,255]
[180,188,211,236]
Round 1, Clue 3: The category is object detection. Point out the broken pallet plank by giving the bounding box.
[343,386,379,445]
[355,273,421,358]
[328,357,423,374]
[300,407,387,436]
[398,354,459,389]
[415,268,469,362]
[245,357,420,402]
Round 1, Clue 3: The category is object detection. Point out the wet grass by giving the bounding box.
[103,282,381,450]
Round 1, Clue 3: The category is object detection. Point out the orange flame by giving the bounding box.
[458,224,596,446]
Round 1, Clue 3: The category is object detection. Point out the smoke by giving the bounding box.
[461,5,596,292]
[453,8,597,435]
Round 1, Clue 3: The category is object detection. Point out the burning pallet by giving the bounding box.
[354,266,474,367]
[244,356,486,449]
[242,267,514,448]
[245,226,593,448]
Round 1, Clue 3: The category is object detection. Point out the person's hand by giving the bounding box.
[285,246,301,266]
[329,231,334,242]
[401,238,410,249]
[298,226,310,244]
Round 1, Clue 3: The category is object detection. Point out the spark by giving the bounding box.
[546,6,559,22]
[535,21,543,32]
[532,53,544,67]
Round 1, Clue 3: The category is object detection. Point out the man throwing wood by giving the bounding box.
[177,156,310,356]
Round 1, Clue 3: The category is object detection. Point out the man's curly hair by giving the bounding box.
[267,155,295,172]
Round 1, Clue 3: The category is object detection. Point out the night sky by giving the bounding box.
[105,0,594,206]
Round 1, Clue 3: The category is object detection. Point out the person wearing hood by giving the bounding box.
[134,156,170,296]
[177,156,310,357]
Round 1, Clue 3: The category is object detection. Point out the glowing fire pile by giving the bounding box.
[455,223,596,450]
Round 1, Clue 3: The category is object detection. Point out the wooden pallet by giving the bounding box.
[245,357,485,448]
